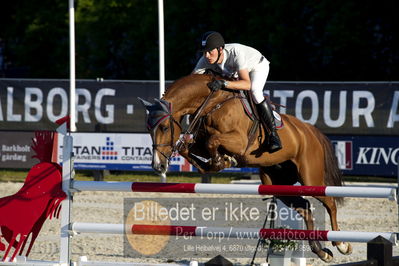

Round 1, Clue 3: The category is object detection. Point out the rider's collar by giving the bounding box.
[217,49,226,69]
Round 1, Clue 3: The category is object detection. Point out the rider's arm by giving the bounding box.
[223,68,251,91]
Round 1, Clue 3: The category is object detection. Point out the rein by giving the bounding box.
[176,92,244,152]
[150,83,246,162]
[174,90,217,153]
[204,93,243,117]
[150,90,217,161]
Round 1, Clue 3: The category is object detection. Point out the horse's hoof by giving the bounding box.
[320,248,333,262]
[223,155,237,167]
[337,242,352,255]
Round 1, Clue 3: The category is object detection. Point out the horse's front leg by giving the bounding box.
[178,146,208,174]
[206,133,246,171]
[206,134,225,171]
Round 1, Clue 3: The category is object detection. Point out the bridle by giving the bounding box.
[146,90,217,162]
[150,118,182,160]
[146,99,182,161]
[146,79,243,163]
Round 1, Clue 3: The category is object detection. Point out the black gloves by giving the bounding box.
[207,79,226,91]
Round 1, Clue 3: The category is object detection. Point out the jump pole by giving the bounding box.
[71,223,397,244]
[71,181,397,200]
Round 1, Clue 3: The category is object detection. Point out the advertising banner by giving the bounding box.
[0,79,159,132]
[0,131,36,168]
[1,79,398,135]
[55,133,397,177]
[265,82,399,135]
[330,135,399,177]
[56,132,254,173]
[0,131,397,177]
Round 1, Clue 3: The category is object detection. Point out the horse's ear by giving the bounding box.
[154,98,171,113]
[137,97,153,110]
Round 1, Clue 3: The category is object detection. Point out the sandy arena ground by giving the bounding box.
[0,181,397,265]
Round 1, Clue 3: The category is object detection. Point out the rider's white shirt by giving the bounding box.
[193,43,269,78]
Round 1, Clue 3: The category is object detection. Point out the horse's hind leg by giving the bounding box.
[259,168,334,262]
[315,196,352,255]
[277,196,334,263]
[296,150,352,256]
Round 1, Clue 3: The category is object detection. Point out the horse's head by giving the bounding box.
[138,97,182,175]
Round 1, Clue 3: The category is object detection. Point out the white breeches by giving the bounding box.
[249,59,270,104]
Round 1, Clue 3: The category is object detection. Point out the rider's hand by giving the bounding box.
[207,79,226,91]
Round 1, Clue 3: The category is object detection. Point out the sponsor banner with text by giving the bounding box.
[1,79,398,135]
[0,131,397,177]
[330,135,398,177]
[0,131,36,168]
[56,133,193,172]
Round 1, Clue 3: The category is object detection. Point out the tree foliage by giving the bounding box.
[0,0,397,81]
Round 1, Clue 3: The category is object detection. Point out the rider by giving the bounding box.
[192,31,282,153]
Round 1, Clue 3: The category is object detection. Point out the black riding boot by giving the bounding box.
[256,99,282,153]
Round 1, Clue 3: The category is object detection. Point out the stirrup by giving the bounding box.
[268,133,282,153]
[268,142,282,153]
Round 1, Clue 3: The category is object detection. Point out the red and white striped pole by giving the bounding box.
[72,181,397,200]
[71,223,397,244]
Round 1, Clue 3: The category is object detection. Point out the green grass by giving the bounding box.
[74,170,247,183]
[0,169,246,184]
[0,169,29,182]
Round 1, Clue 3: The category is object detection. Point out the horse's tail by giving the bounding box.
[314,128,344,205]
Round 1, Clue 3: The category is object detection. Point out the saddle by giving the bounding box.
[238,90,284,154]
[238,90,283,129]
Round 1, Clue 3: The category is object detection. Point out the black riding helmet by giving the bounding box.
[199,31,225,65]
[199,31,225,52]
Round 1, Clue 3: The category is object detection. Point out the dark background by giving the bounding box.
[0,0,398,81]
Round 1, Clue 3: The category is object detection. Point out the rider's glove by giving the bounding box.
[207,79,227,91]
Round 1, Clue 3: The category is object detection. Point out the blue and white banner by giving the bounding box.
[56,133,398,177]
[330,135,398,177]
[0,131,396,177]
[57,133,194,172]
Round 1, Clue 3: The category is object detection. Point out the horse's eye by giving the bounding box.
[161,126,169,133]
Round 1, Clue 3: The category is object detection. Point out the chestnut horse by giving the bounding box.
[139,73,352,262]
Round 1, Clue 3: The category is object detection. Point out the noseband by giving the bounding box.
[146,99,182,161]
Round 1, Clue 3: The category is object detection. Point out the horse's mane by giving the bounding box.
[162,68,233,98]
[162,74,212,97]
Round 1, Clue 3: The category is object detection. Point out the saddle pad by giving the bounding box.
[239,91,256,121]
[273,110,284,129]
